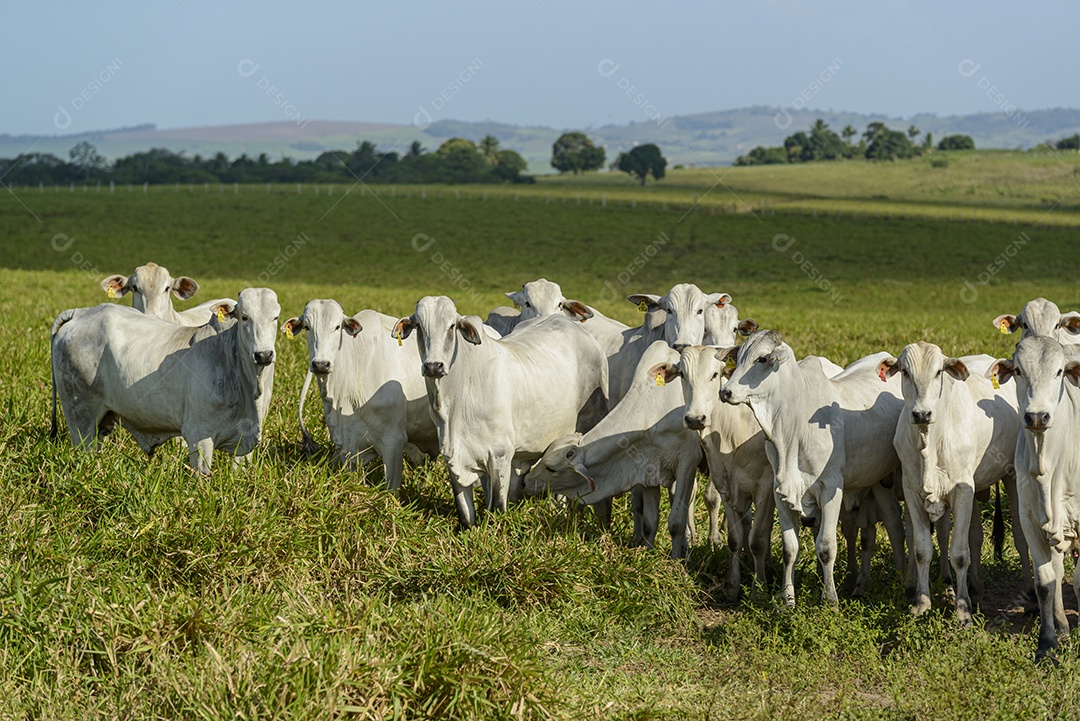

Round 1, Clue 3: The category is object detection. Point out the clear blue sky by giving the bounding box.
[6,0,1075,136]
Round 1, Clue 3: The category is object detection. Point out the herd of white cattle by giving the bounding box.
[48,262,1080,659]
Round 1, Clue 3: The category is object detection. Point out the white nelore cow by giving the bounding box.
[282,299,440,492]
[50,288,280,474]
[394,296,608,527]
[523,341,703,558]
[993,297,1080,345]
[101,262,231,326]
[719,330,907,607]
[648,345,774,594]
[989,336,1080,659]
[879,342,1029,626]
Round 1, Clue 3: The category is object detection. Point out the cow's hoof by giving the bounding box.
[909,596,932,617]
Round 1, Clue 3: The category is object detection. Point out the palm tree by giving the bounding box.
[907,125,921,141]
[841,125,857,145]
[479,135,500,163]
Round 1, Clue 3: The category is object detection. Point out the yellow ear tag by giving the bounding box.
[107,286,116,299]
[396,332,403,347]
[655,373,665,387]
[1000,321,1010,335]
[637,301,648,313]
[216,307,226,322]
[991,374,1000,390]
[285,325,294,339]
[513,302,521,310]
[726,356,737,371]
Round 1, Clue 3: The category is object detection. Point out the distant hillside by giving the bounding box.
[4,107,1079,173]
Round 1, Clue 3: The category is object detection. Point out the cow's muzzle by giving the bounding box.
[1024,411,1051,430]
[253,350,275,366]
[422,361,446,378]
[310,359,331,375]
[684,413,706,431]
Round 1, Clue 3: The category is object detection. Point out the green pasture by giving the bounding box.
[2,157,1079,718]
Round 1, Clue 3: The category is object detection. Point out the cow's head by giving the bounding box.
[222,288,280,366]
[989,336,1080,432]
[282,299,361,375]
[719,329,789,406]
[649,345,732,431]
[993,297,1080,342]
[394,296,482,379]
[523,433,592,498]
[101,262,199,319]
[507,278,593,323]
[628,284,735,350]
[877,341,969,426]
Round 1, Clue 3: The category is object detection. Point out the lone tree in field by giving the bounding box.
[864,123,917,161]
[938,134,976,151]
[615,144,667,185]
[551,132,606,174]
[69,141,106,181]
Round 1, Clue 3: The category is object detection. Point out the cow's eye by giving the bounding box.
[710,372,719,381]
[334,325,341,332]
[240,315,249,322]
[756,355,770,364]
[1057,369,1063,377]
[525,302,532,309]
[935,370,942,377]
[697,308,703,315]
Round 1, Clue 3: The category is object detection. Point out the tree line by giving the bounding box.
[0,136,533,186]
[735,119,976,165]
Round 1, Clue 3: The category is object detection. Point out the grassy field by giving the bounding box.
[3,155,1080,718]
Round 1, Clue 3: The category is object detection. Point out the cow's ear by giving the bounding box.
[393,316,415,341]
[560,300,594,322]
[457,317,483,346]
[281,317,305,337]
[877,357,899,382]
[210,300,237,321]
[101,274,130,298]
[1061,313,1080,336]
[736,318,758,336]
[1065,361,1080,387]
[171,276,199,300]
[706,292,732,308]
[342,317,362,337]
[993,314,1019,334]
[987,359,1015,385]
[646,362,681,386]
[943,357,969,381]
[506,291,526,309]
[627,294,661,312]
[714,346,739,377]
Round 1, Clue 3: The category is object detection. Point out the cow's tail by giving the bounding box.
[49,309,78,439]
[993,482,1005,563]
[298,369,320,456]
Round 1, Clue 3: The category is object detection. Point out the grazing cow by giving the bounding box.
[523,341,703,558]
[51,288,280,474]
[719,330,907,607]
[394,296,608,527]
[100,262,231,326]
[989,337,1080,659]
[281,299,440,492]
[993,297,1080,344]
[879,342,1029,626]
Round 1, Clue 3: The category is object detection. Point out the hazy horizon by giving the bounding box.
[7,1,1076,139]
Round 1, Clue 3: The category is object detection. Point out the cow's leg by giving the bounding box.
[669,460,700,560]
[1021,507,1061,660]
[871,482,907,577]
[723,500,747,601]
[639,486,660,550]
[748,484,774,599]
[451,473,479,529]
[1051,550,1068,637]
[592,497,613,529]
[631,486,645,546]
[1004,474,1036,610]
[949,484,976,628]
[775,494,800,608]
[485,454,513,514]
[187,437,214,475]
[904,480,934,617]
[704,480,723,547]
[816,483,842,608]
[680,482,698,548]
[840,506,860,596]
[967,498,985,605]
[377,434,407,495]
[936,514,953,587]
[854,508,877,597]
